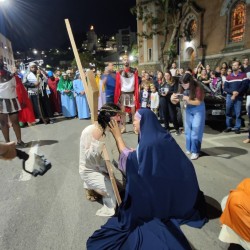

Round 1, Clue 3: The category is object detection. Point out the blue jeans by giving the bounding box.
[225,95,242,129]
[106,95,114,103]
[246,95,250,139]
[185,102,205,154]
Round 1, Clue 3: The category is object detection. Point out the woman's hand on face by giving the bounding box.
[109,119,121,139]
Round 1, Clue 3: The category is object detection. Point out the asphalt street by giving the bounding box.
[0,117,249,250]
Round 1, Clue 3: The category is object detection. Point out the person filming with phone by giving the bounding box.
[171,73,205,160]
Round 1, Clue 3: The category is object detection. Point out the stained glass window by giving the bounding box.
[230,1,246,43]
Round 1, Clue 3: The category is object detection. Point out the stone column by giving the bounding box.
[143,21,148,63]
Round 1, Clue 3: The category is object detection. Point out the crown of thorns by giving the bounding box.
[99,108,124,114]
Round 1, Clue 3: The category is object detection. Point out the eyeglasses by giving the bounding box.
[181,82,189,85]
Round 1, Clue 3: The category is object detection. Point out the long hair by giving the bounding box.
[179,73,202,100]
[98,103,122,133]
[163,70,173,85]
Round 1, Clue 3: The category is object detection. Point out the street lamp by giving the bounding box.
[129,55,134,62]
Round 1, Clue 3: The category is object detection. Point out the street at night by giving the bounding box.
[1,0,250,249]
[0,118,249,250]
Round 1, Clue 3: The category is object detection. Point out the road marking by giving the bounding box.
[203,133,245,147]
[202,139,224,146]
[19,141,39,181]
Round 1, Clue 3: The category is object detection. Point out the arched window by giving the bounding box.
[229,1,246,43]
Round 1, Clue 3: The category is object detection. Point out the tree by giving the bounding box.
[71,51,95,69]
[71,51,104,70]
[131,0,190,70]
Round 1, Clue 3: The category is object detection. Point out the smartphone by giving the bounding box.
[176,94,183,100]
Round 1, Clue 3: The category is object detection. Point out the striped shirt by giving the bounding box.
[224,72,249,96]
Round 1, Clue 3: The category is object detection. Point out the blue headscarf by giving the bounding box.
[87,109,207,249]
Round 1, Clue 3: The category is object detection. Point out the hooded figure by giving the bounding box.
[47,71,61,115]
[57,72,76,118]
[87,108,207,250]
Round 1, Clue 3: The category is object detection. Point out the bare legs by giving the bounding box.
[120,106,135,133]
[0,113,22,143]
[0,113,10,142]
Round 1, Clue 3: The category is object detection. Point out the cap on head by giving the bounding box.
[29,62,37,68]
[47,71,53,77]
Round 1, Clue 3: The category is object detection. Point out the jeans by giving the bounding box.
[246,95,250,139]
[185,102,205,154]
[246,95,250,116]
[225,95,242,129]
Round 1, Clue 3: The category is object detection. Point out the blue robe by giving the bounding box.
[73,79,90,119]
[57,77,76,118]
[87,109,207,249]
[60,92,76,118]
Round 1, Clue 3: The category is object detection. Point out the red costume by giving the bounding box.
[47,76,61,114]
[114,68,140,112]
[15,75,36,124]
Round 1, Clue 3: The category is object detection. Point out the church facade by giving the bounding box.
[137,0,250,71]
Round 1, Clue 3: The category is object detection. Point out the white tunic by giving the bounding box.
[0,77,17,99]
[79,124,106,176]
[79,124,116,209]
[121,75,135,92]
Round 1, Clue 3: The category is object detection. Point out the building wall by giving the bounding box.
[0,33,15,71]
[116,27,137,53]
[137,0,250,72]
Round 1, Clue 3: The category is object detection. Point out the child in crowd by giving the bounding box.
[209,70,222,95]
[150,84,159,115]
[140,83,150,108]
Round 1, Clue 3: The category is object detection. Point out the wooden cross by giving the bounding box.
[65,19,122,205]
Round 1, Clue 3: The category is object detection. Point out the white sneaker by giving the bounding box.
[186,151,191,155]
[190,153,199,160]
[95,205,115,217]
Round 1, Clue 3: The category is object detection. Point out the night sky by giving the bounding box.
[0,0,136,51]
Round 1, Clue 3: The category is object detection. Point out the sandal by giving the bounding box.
[16,141,28,148]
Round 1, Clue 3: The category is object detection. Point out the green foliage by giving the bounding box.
[166,43,177,62]
[71,52,104,70]
[71,52,93,68]
[131,0,186,69]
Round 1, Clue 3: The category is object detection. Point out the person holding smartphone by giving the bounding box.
[171,73,205,160]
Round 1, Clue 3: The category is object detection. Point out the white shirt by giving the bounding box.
[170,68,177,77]
[150,92,159,109]
[25,72,43,94]
[121,75,135,92]
[79,124,107,176]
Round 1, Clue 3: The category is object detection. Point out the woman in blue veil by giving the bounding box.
[87,108,207,250]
